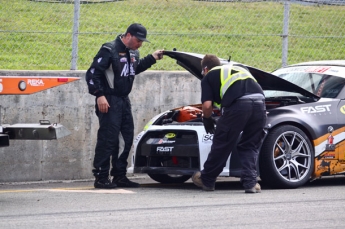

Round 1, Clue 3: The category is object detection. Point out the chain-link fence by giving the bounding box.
[1,0,344,72]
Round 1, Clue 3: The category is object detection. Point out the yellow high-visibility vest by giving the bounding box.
[210,64,257,108]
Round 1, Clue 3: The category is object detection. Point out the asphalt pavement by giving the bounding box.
[1,175,344,229]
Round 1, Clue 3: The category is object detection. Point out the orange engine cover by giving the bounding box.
[176,106,202,122]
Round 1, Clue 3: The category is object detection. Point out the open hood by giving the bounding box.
[164,50,319,100]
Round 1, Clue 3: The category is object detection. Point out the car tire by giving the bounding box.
[148,174,192,184]
[259,125,314,189]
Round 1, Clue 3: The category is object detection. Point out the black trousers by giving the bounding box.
[201,99,267,189]
[92,95,134,178]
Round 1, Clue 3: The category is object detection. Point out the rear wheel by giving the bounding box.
[259,125,314,189]
[148,174,191,184]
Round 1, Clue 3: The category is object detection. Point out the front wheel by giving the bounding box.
[259,125,314,189]
[148,174,192,184]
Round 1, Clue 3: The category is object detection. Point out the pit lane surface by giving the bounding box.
[0,176,344,229]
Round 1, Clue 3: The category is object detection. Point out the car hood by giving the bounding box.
[164,50,319,99]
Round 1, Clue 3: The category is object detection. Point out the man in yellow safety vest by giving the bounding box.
[192,54,267,193]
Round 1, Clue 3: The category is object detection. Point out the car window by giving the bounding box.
[318,75,345,98]
[269,71,345,98]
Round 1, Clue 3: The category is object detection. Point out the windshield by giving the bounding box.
[269,67,345,98]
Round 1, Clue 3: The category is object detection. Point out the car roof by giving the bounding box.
[273,60,345,79]
[287,60,345,67]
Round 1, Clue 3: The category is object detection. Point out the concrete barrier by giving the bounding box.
[0,70,201,182]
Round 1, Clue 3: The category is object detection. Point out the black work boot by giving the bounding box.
[94,177,117,189]
[245,183,261,194]
[192,171,215,191]
[112,176,140,188]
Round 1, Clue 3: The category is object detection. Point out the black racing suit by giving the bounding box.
[200,65,267,189]
[86,34,157,178]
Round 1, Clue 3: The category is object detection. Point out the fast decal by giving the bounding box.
[156,146,174,154]
[300,104,331,114]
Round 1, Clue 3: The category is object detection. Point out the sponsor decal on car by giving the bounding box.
[340,105,345,114]
[305,66,331,73]
[146,138,175,144]
[202,134,213,143]
[134,132,144,144]
[156,146,174,155]
[323,153,335,159]
[275,66,345,78]
[165,133,176,139]
[300,104,331,114]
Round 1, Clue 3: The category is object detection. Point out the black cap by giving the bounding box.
[126,23,150,42]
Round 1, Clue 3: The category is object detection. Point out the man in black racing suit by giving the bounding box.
[86,23,164,189]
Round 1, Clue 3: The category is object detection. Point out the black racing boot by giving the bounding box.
[112,176,140,188]
[94,177,117,189]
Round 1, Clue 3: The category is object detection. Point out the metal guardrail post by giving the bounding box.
[282,0,290,67]
[71,0,80,70]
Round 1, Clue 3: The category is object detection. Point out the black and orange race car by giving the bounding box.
[128,50,345,189]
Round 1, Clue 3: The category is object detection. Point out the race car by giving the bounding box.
[128,50,345,189]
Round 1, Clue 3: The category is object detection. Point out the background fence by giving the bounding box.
[1,0,345,72]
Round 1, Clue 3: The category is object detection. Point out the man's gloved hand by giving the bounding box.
[202,116,216,134]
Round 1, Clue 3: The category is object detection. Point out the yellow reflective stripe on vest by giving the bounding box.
[207,64,256,109]
[207,66,223,109]
[213,102,221,109]
[220,65,256,99]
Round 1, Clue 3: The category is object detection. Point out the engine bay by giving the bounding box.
[152,96,314,126]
